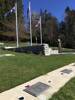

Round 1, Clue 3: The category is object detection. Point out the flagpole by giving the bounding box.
[29,0,32,46]
[15,1,19,48]
[40,16,43,45]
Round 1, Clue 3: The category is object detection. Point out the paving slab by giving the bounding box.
[0,63,75,100]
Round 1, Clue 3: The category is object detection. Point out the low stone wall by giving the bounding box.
[43,44,58,56]
[3,45,44,55]
[50,49,58,55]
[3,44,59,56]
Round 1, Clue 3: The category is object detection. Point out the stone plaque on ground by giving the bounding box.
[61,69,72,74]
[24,82,50,97]
[72,64,75,66]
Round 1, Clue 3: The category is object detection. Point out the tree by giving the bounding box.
[0,0,26,41]
[40,10,59,46]
[31,12,40,42]
[59,21,66,47]
[64,7,75,48]
[27,10,59,45]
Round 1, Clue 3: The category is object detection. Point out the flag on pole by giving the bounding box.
[4,2,19,47]
[35,18,41,28]
[27,8,29,19]
[35,16,43,45]
[27,0,31,19]
[10,6,15,13]
[4,6,16,17]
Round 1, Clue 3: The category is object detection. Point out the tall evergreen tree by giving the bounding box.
[64,7,75,48]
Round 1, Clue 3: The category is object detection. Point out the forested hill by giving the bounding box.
[0,0,26,41]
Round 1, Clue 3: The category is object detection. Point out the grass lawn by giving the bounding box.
[50,77,75,100]
[0,49,75,95]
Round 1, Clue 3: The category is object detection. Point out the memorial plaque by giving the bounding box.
[72,64,75,66]
[18,97,24,100]
[61,69,72,74]
[24,82,50,97]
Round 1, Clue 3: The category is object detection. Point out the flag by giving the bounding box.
[10,6,15,13]
[4,6,16,17]
[27,0,31,19]
[27,8,29,19]
[35,18,41,28]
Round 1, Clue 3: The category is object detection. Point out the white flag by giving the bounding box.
[35,18,41,27]
[10,6,15,13]
[4,6,16,17]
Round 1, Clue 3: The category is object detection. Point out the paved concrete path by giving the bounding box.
[0,63,75,100]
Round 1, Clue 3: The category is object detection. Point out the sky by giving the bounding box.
[23,0,75,21]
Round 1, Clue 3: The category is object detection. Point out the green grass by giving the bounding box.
[50,78,75,100]
[0,49,75,93]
